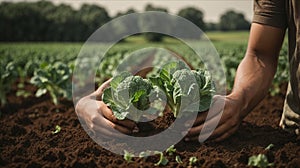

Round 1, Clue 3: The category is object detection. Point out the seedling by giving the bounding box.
[248,154,274,168]
[265,144,274,150]
[166,145,176,156]
[175,155,183,164]
[139,150,152,159]
[154,151,169,166]
[52,125,61,134]
[0,62,18,105]
[150,60,215,117]
[123,150,134,163]
[30,62,72,105]
[189,156,198,166]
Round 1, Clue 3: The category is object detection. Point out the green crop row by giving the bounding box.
[0,41,289,106]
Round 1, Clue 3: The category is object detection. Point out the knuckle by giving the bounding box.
[106,120,116,129]
[111,123,117,129]
[110,114,117,122]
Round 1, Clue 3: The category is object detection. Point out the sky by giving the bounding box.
[1,0,253,22]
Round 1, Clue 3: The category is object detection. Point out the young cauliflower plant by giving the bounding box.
[150,60,215,117]
[102,72,164,121]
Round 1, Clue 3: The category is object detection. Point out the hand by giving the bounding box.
[75,79,138,139]
[184,95,244,142]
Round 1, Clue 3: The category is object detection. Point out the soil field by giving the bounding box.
[1,82,299,168]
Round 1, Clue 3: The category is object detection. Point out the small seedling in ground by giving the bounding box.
[52,125,61,134]
[265,144,274,150]
[154,151,169,166]
[248,154,274,168]
[166,145,176,156]
[189,156,198,166]
[175,155,183,164]
[123,150,134,163]
[139,150,152,159]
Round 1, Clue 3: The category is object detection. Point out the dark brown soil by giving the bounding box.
[1,82,299,168]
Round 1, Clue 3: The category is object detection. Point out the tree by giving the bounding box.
[206,22,219,31]
[78,4,110,40]
[111,8,139,42]
[141,4,168,42]
[145,4,167,12]
[45,4,77,41]
[114,8,136,18]
[0,1,111,41]
[219,10,250,31]
[177,7,206,31]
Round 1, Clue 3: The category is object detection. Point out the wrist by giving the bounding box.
[227,90,249,119]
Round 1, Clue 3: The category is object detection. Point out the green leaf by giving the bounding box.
[175,155,183,164]
[189,156,198,166]
[154,151,169,166]
[166,145,176,156]
[160,69,172,83]
[36,88,47,97]
[265,144,274,150]
[199,95,213,112]
[131,90,146,103]
[149,77,164,88]
[102,87,115,106]
[52,125,61,134]
[110,71,131,90]
[248,154,274,168]
[16,90,31,98]
[139,150,152,158]
[123,150,134,163]
[113,111,129,120]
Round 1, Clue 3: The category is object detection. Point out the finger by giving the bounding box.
[185,124,235,142]
[184,135,199,142]
[186,110,224,137]
[90,122,127,139]
[213,127,238,142]
[99,102,137,129]
[197,122,236,142]
[101,117,133,135]
[89,113,134,136]
[99,78,112,91]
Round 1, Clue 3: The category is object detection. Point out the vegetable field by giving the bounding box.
[1,32,299,167]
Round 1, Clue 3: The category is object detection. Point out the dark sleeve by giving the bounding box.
[252,0,288,29]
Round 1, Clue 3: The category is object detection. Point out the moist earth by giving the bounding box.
[0,82,299,168]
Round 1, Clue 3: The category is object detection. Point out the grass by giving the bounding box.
[205,31,249,43]
[122,31,250,46]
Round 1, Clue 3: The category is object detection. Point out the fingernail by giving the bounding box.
[184,137,190,141]
[132,126,139,133]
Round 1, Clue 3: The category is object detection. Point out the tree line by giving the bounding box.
[0,1,250,42]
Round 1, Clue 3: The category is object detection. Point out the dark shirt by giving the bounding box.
[253,0,300,114]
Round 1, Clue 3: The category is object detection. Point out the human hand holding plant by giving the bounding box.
[184,94,245,142]
[75,79,138,139]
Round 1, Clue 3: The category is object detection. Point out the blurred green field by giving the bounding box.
[0,31,289,105]
[206,31,249,43]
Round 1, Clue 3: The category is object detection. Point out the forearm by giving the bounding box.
[230,51,278,118]
[228,23,286,119]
